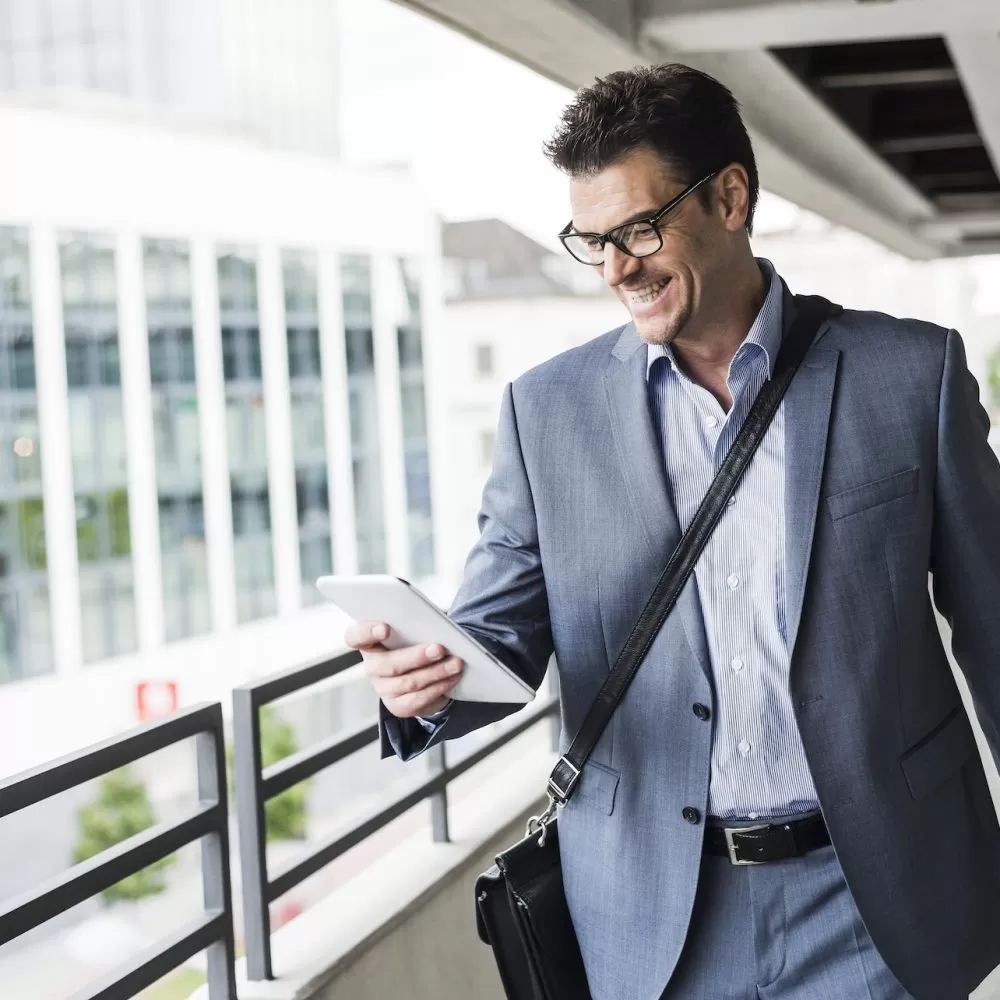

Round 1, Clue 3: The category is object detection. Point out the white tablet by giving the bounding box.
[316,575,534,704]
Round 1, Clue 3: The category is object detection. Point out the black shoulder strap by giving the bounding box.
[546,294,842,807]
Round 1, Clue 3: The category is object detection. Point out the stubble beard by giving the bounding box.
[634,297,693,348]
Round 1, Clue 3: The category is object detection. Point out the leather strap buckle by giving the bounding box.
[547,756,581,804]
[723,823,773,865]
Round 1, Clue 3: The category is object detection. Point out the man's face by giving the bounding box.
[568,148,729,347]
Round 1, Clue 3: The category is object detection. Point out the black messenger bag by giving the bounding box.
[474,296,841,1000]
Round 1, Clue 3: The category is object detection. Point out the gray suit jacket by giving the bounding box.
[380,289,1000,1000]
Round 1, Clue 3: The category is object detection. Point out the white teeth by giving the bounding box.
[628,278,669,305]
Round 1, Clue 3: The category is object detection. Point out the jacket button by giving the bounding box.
[682,807,701,825]
[693,703,711,721]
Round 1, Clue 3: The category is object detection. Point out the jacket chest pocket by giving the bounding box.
[827,466,918,522]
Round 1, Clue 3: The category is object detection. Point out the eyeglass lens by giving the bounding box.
[564,221,662,264]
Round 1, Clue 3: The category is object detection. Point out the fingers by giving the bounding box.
[363,641,451,679]
[344,620,390,650]
[373,656,463,700]
[346,622,465,718]
[380,667,464,719]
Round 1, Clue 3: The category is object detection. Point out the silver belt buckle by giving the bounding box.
[724,823,771,865]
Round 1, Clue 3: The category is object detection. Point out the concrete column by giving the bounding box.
[408,242,459,594]
[371,254,409,577]
[317,249,358,576]
[116,230,165,650]
[191,237,236,633]
[257,244,300,616]
[30,223,83,675]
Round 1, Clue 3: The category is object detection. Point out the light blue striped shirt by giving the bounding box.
[647,260,819,820]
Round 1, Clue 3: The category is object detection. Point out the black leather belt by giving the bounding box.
[704,813,830,865]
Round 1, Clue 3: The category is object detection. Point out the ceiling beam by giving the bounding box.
[946,33,1000,187]
[642,0,1000,53]
[818,67,960,90]
[875,132,982,155]
[935,191,1000,212]
[946,238,1000,257]
[911,170,998,189]
[916,209,1000,240]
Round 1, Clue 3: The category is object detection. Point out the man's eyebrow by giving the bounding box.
[570,206,660,233]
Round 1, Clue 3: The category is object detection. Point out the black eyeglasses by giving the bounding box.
[558,171,718,266]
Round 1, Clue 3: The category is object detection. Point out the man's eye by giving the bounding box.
[619,223,657,244]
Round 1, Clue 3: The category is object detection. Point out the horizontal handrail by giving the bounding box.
[0,803,219,941]
[261,718,379,800]
[69,912,227,1000]
[0,703,226,818]
[233,645,560,981]
[236,648,363,708]
[441,695,559,782]
[0,702,237,1000]
[267,694,558,901]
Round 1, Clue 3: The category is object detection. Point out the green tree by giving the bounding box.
[73,766,176,905]
[228,706,309,842]
[986,347,1000,416]
[16,497,46,571]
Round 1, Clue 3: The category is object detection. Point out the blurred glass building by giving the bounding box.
[0,1,447,780]
[0,0,339,156]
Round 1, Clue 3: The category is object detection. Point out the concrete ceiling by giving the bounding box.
[394,0,1000,259]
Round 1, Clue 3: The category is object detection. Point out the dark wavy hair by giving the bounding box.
[544,64,760,233]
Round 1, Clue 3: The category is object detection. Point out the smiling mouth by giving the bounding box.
[626,277,671,307]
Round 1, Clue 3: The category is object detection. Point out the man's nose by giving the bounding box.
[601,244,641,288]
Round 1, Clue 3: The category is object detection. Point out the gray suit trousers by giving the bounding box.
[662,815,921,1000]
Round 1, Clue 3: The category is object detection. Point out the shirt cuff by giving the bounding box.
[416,698,454,731]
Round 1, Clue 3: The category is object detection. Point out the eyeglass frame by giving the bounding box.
[557,170,719,266]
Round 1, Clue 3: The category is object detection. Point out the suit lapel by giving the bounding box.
[782,290,841,657]
[602,324,712,679]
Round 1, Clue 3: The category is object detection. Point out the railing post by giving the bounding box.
[195,708,238,1000]
[428,742,450,843]
[233,688,273,980]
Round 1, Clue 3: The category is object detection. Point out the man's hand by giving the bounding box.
[345,621,464,719]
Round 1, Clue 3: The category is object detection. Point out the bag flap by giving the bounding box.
[474,863,503,944]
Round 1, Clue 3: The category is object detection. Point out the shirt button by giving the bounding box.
[731,657,744,673]
[738,740,752,756]
[693,703,711,721]
[682,807,701,825]
[727,573,740,589]
[703,415,718,429]
[727,495,737,507]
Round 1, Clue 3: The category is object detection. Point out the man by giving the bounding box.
[346,64,1000,1000]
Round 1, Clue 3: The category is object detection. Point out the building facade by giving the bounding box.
[0,102,451,775]
[0,0,340,156]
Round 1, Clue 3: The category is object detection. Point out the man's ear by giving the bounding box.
[716,164,751,232]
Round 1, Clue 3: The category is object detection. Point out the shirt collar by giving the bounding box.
[646,259,783,382]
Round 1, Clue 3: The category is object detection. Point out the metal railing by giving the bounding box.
[232,649,560,980]
[0,703,237,1000]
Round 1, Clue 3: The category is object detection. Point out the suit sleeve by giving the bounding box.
[930,329,1000,772]
[379,381,553,760]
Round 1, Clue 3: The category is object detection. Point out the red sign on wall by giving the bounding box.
[136,680,179,722]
